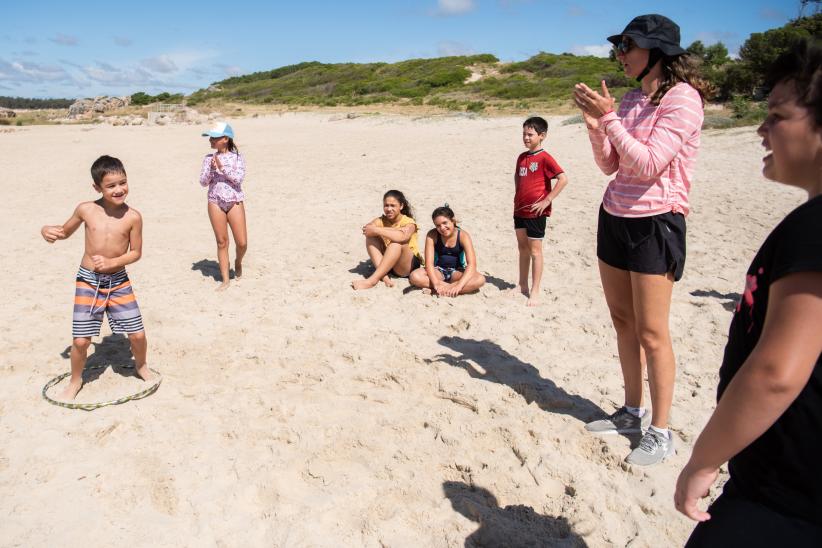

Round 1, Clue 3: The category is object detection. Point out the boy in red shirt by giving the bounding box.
[513,116,569,306]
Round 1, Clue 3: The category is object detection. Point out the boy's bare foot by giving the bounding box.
[215,281,230,292]
[351,279,377,290]
[422,288,433,295]
[234,260,243,279]
[505,285,529,298]
[135,363,157,382]
[526,296,541,307]
[57,379,83,401]
[381,275,395,288]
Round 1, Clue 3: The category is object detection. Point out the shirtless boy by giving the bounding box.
[41,155,153,400]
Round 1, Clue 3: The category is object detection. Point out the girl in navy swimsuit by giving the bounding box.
[409,206,486,297]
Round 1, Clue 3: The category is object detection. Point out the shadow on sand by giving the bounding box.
[690,289,740,312]
[60,333,140,384]
[348,259,374,276]
[482,273,516,291]
[191,259,235,281]
[432,336,604,424]
[443,481,588,547]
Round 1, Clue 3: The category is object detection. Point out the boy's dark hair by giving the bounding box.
[90,155,126,185]
[765,39,822,129]
[523,116,548,135]
[431,205,456,224]
[383,189,414,219]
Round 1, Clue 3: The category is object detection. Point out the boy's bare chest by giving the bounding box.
[85,212,130,242]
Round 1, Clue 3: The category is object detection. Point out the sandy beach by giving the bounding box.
[0,112,806,547]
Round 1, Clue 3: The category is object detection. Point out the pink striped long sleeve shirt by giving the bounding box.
[587,82,704,218]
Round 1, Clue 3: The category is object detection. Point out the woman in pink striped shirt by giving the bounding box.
[573,14,710,466]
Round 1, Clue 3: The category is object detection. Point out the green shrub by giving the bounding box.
[466,101,485,112]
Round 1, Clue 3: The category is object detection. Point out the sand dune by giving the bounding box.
[0,113,804,547]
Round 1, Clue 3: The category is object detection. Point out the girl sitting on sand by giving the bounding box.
[409,205,485,297]
[199,122,248,292]
[352,190,422,290]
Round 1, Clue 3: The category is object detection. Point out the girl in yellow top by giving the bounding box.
[352,190,422,290]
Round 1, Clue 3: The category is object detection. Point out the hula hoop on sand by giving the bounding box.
[42,364,162,411]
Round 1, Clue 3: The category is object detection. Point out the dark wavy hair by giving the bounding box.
[650,53,713,106]
[383,190,414,218]
[764,39,822,129]
[431,205,457,225]
[226,137,239,153]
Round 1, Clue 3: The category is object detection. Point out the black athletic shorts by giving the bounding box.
[596,204,686,281]
[514,216,547,239]
[686,482,822,547]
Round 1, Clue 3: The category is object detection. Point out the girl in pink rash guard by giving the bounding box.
[199,121,248,291]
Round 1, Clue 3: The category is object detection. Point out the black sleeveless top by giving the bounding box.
[434,229,464,270]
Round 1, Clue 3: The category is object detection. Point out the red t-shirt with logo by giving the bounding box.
[514,149,563,219]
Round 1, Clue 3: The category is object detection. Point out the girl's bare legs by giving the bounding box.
[226,202,248,279]
[207,202,231,291]
[352,242,413,290]
[409,267,433,289]
[599,260,645,409]
[451,271,486,294]
[630,271,676,428]
[364,235,393,287]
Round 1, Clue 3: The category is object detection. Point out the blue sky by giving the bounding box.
[2,0,799,99]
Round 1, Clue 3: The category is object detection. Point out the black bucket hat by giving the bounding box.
[607,14,686,56]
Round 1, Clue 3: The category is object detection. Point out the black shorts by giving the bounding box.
[514,216,547,239]
[597,204,686,281]
[686,482,822,547]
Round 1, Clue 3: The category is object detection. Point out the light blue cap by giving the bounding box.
[201,121,234,139]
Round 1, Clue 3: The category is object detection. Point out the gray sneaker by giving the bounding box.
[626,429,675,466]
[585,407,651,435]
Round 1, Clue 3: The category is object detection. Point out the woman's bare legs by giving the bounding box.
[599,260,677,428]
[207,202,231,291]
[630,270,676,428]
[226,202,248,279]
[599,260,645,408]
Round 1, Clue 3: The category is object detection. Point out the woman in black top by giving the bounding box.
[676,40,822,546]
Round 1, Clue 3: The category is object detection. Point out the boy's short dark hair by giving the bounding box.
[523,116,548,135]
[90,155,126,185]
[765,39,822,129]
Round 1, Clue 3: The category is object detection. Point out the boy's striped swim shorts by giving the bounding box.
[72,266,145,338]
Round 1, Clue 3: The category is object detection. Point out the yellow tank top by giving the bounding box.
[375,214,421,260]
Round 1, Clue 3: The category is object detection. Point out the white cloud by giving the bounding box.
[571,44,611,57]
[0,59,74,83]
[50,33,78,46]
[437,40,475,57]
[140,55,178,74]
[693,31,738,46]
[436,0,475,15]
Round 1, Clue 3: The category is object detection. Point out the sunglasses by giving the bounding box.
[613,38,635,55]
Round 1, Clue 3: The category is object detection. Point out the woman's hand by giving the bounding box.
[674,463,719,522]
[573,81,615,127]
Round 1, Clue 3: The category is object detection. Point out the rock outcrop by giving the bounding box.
[0,108,16,118]
[68,96,131,119]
